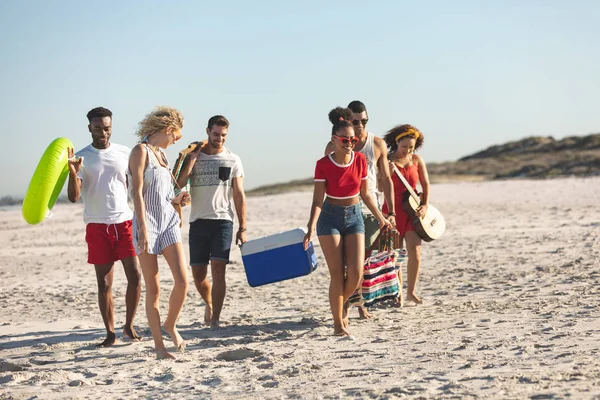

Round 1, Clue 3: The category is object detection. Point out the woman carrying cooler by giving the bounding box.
[129,106,191,359]
[304,107,391,336]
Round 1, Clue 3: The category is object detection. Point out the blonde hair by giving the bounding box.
[135,106,184,140]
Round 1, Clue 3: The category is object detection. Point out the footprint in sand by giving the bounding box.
[215,348,263,362]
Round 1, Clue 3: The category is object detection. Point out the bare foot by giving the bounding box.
[96,332,116,348]
[156,347,176,360]
[210,319,220,330]
[333,325,350,337]
[342,302,350,328]
[406,293,423,305]
[204,303,213,325]
[358,305,372,319]
[123,325,142,341]
[162,325,186,352]
[393,295,404,308]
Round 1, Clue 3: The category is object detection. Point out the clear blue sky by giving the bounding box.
[1,1,598,197]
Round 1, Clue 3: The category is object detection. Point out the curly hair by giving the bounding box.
[135,106,184,140]
[383,124,425,153]
[328,107,353,135]
[86,107,112,122]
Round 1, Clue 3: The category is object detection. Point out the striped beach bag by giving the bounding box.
[349,230,406,307]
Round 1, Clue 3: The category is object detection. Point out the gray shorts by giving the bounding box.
[363,214,380,252]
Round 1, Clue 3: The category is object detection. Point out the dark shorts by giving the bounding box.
[189,219,233,265]
[86,220,137,265]
[317,202,365,237]
[363,214,381,250]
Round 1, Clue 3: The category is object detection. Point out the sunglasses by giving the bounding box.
[352,119,369,126]
[332,135,359,145]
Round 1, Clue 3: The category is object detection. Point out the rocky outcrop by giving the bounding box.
[428,134,600,179]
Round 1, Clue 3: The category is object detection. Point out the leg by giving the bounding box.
[393,234,405,308]
[94,263,116,347]
[161,242,189,351]
[358,215,379,319]
[120,256,142,340]
[138,253,173,359]
[405,231,423,304]
[208,220,233,329]
[189,219,212,325]
[210,260,227,329]
[191,265,212,325]
[343,233,365,302]
[318,234,347,336]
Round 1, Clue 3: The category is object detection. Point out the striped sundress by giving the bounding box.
[132,143,181,255]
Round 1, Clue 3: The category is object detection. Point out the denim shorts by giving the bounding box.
[317,202,365,237]
[189,219,233,265]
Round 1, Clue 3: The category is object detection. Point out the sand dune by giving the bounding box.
[1,177,599,399]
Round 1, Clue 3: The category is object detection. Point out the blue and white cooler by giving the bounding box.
[241,227,318,287]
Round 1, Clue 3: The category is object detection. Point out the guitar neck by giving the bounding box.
[392,163,420,202]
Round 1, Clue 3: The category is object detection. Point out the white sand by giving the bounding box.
[1,177,599,399]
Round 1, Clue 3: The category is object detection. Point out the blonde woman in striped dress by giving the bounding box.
[129,106,191,359]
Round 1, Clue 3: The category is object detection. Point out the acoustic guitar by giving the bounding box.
[171,142,201,179]
[391,163,446,242]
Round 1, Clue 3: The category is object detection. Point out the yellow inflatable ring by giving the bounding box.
[22,137,73,224]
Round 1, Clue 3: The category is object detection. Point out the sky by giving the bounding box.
[1,0,598,197]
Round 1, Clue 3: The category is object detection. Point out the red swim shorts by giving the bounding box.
[85,220,137,265]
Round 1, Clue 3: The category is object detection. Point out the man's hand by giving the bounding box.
[188,140,208,161]
[236,229,247,246]
[67,147,83,175]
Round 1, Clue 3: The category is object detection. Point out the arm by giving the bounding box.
[129,145,149,253]
[232,176,247,245]
[67,147,83,203]
[175,140,207,188]
[414,154,430,217]
[374,137,395,224]
[303,181,326,249]
[360,179,391,229]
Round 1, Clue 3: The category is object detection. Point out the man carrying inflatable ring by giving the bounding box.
[67,107,142,347]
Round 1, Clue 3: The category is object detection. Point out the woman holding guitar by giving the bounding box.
[382,125,430,305]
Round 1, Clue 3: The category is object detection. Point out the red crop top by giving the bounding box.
[314,152,368,199]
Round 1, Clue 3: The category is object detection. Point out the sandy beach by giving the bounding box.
[1,177,599,399]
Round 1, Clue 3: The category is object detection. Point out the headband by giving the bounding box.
[395,128,420,142]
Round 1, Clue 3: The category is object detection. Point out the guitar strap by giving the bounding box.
[391,163,420,202]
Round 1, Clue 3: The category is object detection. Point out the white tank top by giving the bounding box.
[358,132,380,214]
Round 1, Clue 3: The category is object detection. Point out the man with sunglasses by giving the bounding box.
[324,101,395,318]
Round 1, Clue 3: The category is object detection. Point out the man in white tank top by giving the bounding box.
[324,101,396,318]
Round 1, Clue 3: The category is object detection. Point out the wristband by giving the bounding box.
[387,212,396,217]
[238,227,247,233]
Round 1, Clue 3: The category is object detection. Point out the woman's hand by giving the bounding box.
[303,229,314,250]
[416,204,428,218]
[137,229,149,254]
[386,214,397,229]
[172,191,191,207]
[377,216,393,231]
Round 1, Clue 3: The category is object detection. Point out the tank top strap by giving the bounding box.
[142,143,169,168]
